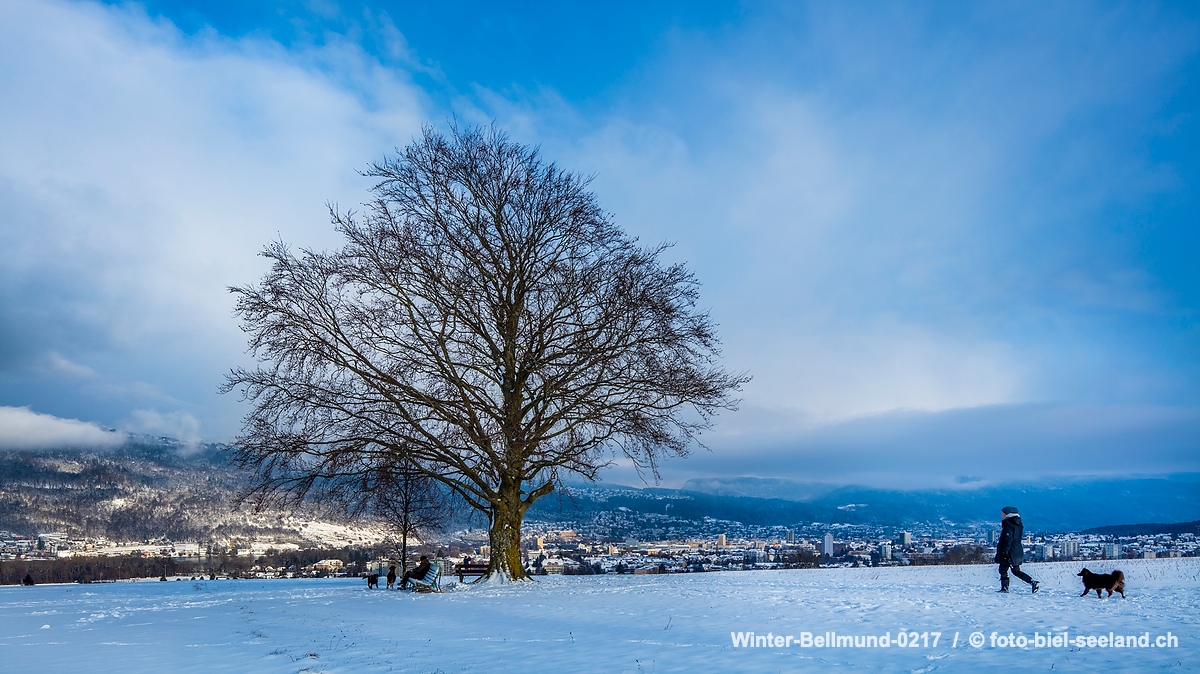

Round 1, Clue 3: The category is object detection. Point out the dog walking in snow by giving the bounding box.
[1078,568,1125,598]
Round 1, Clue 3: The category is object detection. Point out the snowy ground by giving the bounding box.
[2,558,1196,673]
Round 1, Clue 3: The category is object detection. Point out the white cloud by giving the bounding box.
[0,0,429,435]
[0,406,126,451]
[123,408,202,451]
[729,327,1024,423]
[601,403,1200,489]
[44,352,99,379]
[509,98,1028,423]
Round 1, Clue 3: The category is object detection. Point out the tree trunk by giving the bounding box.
[399,469,413,573]
[487,478,528,580]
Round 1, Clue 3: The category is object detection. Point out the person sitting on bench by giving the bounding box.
[400,555,431,589]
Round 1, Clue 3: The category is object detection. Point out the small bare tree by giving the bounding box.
[224,124,747,580]
[370,459,449,572]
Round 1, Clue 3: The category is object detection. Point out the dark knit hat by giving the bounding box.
[1001,506,1019,515]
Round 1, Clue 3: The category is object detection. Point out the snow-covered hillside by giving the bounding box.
[3,558,1196,672]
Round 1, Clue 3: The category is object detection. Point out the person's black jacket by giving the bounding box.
[410,559,431,580]
[994,515,1024,565]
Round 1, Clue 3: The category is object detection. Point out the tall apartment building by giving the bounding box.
[1060,539,1080,558]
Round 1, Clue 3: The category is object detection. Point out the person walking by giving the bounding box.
[995,506,1039,593]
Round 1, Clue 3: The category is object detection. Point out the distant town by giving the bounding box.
[3,516,1195,582]
[4,440,1197,584]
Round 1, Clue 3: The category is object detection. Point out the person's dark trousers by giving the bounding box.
[999,560,1033,590]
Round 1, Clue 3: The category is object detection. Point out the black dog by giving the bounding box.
[366,573,380,589]
[1078,568,1125,598]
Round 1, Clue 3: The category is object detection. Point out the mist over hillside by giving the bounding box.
[532,474,1200,533]
[680,477,841,502]
[3,436,1198,540]
[535,474,1200,533]
[675,475,1200,532]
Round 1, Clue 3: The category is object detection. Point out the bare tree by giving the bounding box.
[223,124,748,580]
[369,459,449,572]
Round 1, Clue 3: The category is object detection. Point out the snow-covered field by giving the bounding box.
[2,558,1196,672]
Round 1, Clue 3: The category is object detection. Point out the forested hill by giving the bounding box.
[3,436,1198,538]
[1083,520,1200,536]
[0,436,325,542]
[532,474,1200,533]
[673,475,1200,532]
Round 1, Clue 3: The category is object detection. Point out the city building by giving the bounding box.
[823,533,834,556]
[1061,539,1080,558]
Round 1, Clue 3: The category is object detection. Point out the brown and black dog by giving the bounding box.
[1077,568,1125,598]
[366,573,380,589]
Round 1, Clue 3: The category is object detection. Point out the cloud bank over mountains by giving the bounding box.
[607,402,1200,490]
[0,406,125,451]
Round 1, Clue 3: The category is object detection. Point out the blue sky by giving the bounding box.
[0,1,1197,487]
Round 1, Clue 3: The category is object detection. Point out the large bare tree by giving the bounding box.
[224,125,747,580]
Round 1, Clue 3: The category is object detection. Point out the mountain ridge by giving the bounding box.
[3,438,1198,537]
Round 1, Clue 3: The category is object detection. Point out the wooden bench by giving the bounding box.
[409,561,442,593]
[454,562,490,583]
